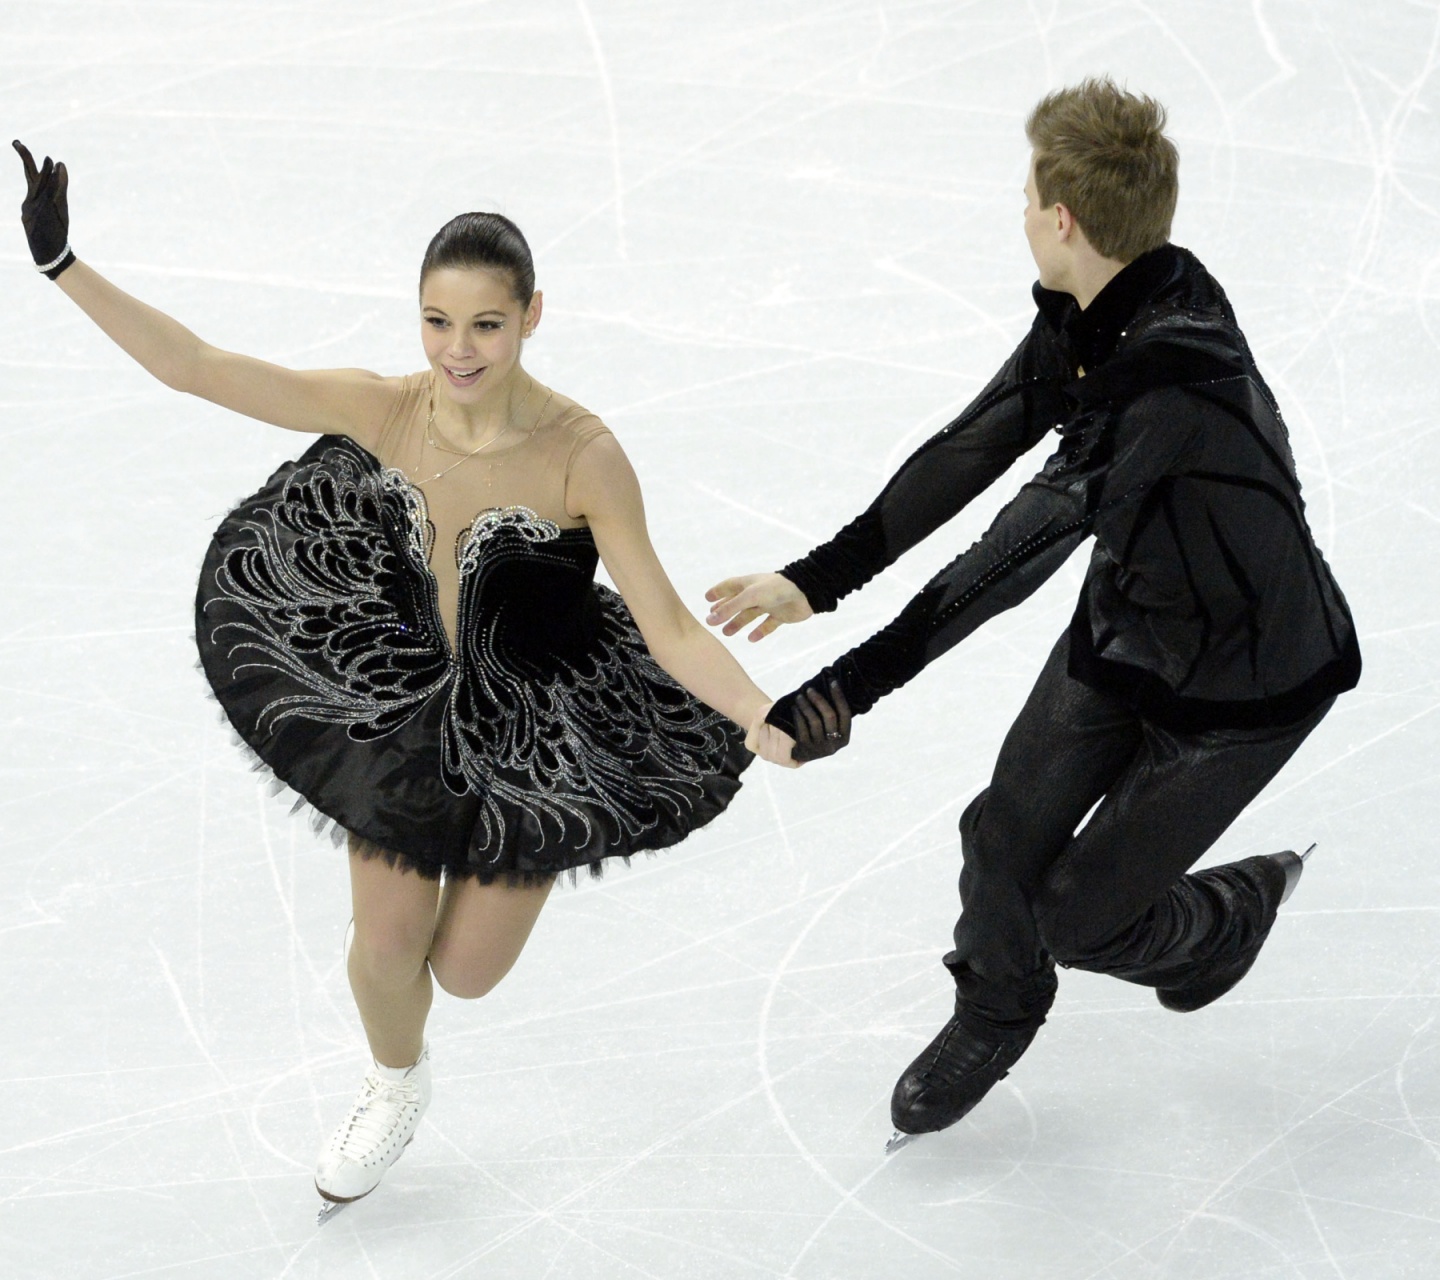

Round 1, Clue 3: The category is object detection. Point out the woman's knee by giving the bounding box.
[350,915,434,985]
[427,875,552,1000]
[428,954,504,1001]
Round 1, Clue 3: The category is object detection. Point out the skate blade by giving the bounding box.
[884,1130,919,1156]
[314,1129,415,1226]
[1278,844,1317,906]
[316,1198,350,1226]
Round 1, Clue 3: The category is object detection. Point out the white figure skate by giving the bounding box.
[315,1044,431,1224]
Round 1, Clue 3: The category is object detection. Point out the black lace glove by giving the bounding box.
[789,679,852,763]
[12,140,74,279]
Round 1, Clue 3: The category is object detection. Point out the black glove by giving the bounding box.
[788,679,852,764]
[13,140,74,279]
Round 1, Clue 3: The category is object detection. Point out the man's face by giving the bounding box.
[1023,153,1060,287]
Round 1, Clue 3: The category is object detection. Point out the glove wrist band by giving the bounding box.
[35,243,73,276]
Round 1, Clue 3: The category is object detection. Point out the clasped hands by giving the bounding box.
[705,571,851,768]
[744,682,852,768]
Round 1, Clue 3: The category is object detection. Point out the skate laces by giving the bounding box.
[331,1072,421,1160]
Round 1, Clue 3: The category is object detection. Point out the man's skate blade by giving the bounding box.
[885,1130,920,1155]
[1277,843,1317,905]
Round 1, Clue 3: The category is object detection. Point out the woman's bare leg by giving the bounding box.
[346,842,442,1068]
[428,875,554,1000]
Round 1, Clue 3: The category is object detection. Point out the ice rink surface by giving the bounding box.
[3,1,1438,1276]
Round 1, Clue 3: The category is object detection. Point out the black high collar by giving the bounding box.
[1033,243,1185,370]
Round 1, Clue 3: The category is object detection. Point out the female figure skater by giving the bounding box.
[13,140,807,1217]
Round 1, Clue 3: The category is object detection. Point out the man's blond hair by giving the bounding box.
[1025,77,1178,263]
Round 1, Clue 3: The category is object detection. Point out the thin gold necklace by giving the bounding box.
[426,376,536,456]
[410,375,548,485]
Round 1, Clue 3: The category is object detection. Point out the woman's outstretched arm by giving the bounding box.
[567,430,823,767]
[15,140,394,441]
[54,260,394,435]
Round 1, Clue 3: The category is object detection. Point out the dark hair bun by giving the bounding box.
[420,212,535,305]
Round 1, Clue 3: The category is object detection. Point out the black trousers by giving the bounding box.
[946,633,1332,1035]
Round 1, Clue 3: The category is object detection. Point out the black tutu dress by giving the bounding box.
[195,379,751,883]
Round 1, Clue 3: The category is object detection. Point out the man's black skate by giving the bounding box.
[889,1013,1041,1141]
[1156,848,1309,1013]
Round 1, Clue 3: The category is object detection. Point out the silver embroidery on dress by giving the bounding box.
[204,445,735,860]
[456,504,562,572]
[207,450,450,739]
[381,466,436,568]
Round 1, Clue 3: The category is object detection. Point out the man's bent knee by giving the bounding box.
[958,789,988,844]
[1034,882,1140,972]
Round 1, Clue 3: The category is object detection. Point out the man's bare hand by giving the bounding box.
[705,573,813,643]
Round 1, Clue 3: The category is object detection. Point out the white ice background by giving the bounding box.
[2,1,1439,1276]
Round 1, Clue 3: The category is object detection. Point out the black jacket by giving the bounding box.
[766,244,1360,737]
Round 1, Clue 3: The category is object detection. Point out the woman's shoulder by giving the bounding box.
[543,389,612,442]
[352,372,428,459]
[538,390,619,472]
[389,371,431,406]
[362,371,424,421]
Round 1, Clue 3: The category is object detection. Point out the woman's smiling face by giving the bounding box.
[419,266,541,403]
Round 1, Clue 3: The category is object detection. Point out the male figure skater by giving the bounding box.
[707,77,1360,1140]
